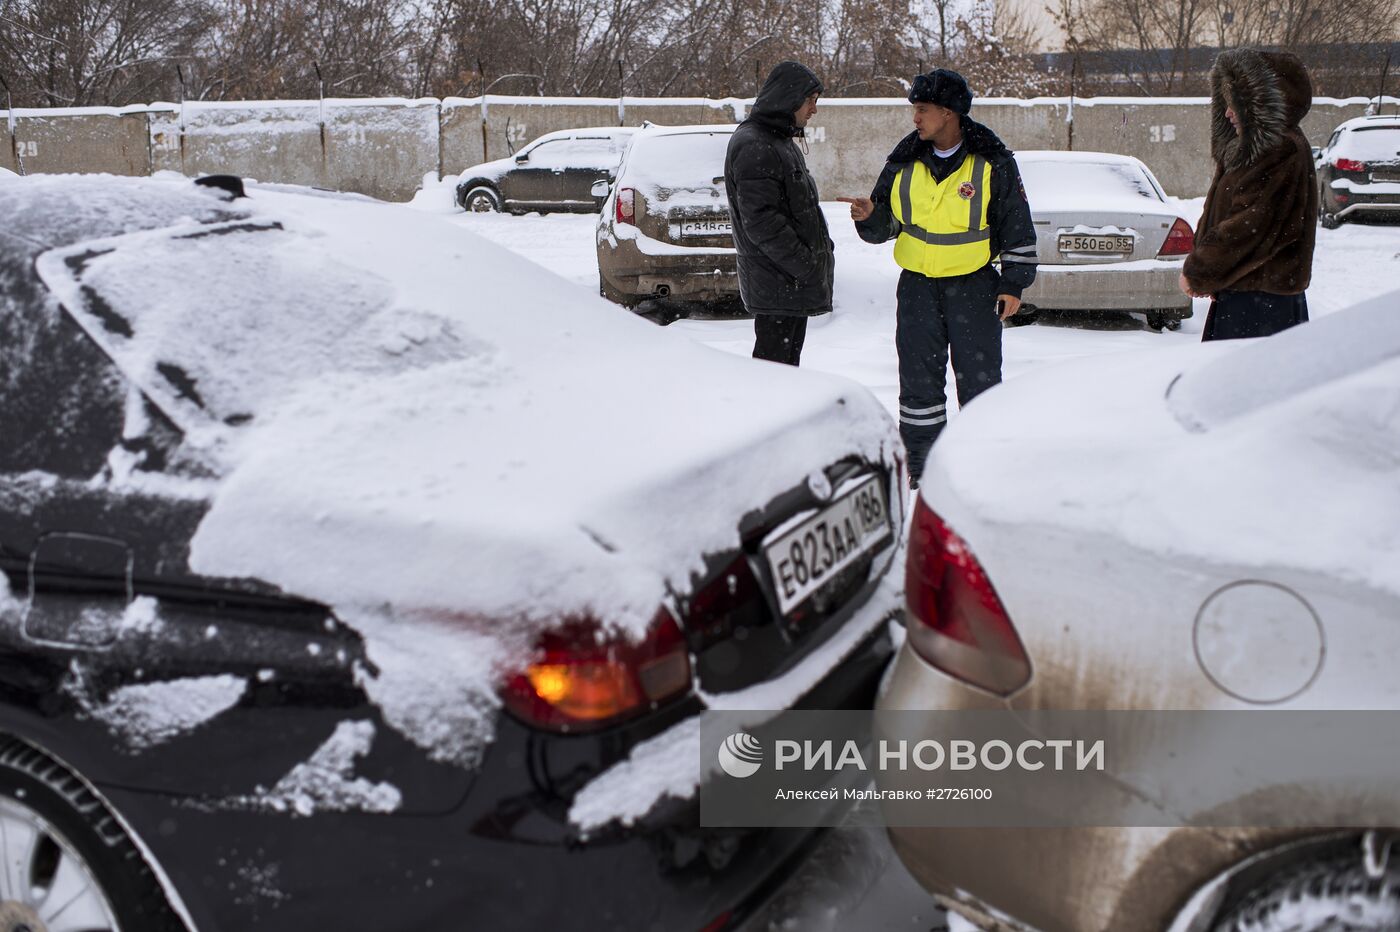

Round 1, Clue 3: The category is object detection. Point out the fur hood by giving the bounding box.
[885,115,1012,165]
[1210,48,1313,171]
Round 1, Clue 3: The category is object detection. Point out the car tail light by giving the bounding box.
[904,497,1030,696]
[501,608,691,732]
[1334,157,1367,173]
[1157,218,1194,257]
[615,187,636,225]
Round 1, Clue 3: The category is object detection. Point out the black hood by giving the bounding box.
[749,61,823,137]
[886,115,1012,164]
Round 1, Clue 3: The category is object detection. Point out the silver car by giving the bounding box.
[595,124,739,308]
[1015,151,1195,331]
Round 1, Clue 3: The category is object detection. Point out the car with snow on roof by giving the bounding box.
[878,290,1400,931]
[595,123,740,309]
[454,126,636,214]
[1014,150,1196,331]
[0,173,905,931]
[1316,115,1400,228]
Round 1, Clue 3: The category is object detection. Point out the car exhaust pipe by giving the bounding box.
[654,284,671,297]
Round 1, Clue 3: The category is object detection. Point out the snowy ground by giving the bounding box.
[410,182,1400,434]
[406,182,1400,929]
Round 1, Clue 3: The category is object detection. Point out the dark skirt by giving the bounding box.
[1202,290,1309,341]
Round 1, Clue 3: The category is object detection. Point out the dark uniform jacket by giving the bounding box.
[856,117,1038,298]
[1184,49,1317,296]
[724,62,834,317]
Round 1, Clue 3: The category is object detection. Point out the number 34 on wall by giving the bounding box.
[1148,124,1177,143]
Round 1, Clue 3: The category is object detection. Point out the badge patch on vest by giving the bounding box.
[958,181,976,200]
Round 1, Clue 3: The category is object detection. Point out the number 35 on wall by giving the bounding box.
[1148,125,1177,143]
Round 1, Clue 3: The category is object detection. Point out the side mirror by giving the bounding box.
[515,153,530,164]
[591,180,611,198]
[1311,146,1322,160]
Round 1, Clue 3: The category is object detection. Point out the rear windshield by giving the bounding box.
[1336,126,1400,161]
[623,132,731,192]
[1018,160,1162,204]
[36,219,476,429]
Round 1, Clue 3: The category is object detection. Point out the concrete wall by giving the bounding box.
[3,95,1397,201]
[4,108,148,177]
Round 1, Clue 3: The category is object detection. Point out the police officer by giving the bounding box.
[839,69,1037,488]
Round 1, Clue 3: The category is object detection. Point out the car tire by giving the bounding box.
[0,736,182,932]
[1212,854,1400,931]
[1004,307,1038,328]
[460,185,502,213]
[1146,312,1182,332]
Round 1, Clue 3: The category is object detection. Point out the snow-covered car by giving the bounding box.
[0,174,906,931]
[596,123,738,308]
[1316,115,1400,228]
[1016,151,1195,331]
[454,126,635,214]
[878,292,1400,931]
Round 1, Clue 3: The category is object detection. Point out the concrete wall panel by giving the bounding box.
[6,111,148,177]
[1069,103,1214,196]
[323,102,439,201]
[158,102,327,188]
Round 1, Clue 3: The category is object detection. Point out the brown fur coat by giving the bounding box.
[1183,49,1318,296]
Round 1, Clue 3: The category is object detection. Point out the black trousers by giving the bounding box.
[1202,290,1309,341]
[896,266,1003,484]
[752,314,808,366]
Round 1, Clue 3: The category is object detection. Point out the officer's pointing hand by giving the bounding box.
[836,196,874,222]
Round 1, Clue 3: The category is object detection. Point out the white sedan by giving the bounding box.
[879,290,1400,931]
[1016,151,1196,331]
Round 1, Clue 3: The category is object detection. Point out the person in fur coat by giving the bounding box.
[1181,48,1318,341]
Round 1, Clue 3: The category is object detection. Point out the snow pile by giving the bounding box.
[79,673,247,751]
[233,720,402,817]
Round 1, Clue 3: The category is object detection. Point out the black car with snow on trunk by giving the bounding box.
[0,175,903,931]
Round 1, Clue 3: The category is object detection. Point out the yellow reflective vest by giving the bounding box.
[891,154,993,279]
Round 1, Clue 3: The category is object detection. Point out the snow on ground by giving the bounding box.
[413,181,1400,436]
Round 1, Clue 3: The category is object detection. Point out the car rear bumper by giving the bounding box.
[1020,261,1192,313]
[599,233,740,301]
[101,622,894,932]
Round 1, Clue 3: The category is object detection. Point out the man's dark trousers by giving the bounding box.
[753,314,808,366]
[896,265,1002,482]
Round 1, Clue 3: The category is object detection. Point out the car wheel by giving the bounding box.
[1004,308,1038,328]
[1212,854,1400,931]
[461,185,502,213]
[0,736,182,932]
[1146,312,1181,332]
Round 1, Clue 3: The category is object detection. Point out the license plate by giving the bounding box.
[1057,234,1132,254]
[763,476,892,616]
[679,220,732,237]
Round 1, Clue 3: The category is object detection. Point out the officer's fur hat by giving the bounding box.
[908,69,972,115]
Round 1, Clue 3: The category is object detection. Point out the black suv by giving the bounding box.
[1317,116,1400,228]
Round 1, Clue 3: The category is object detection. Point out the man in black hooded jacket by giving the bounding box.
[724,61,834,366]
[840,69,1036,488]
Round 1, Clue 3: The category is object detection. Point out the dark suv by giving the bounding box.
[1317,116,1400,228]
[456,127,635,214]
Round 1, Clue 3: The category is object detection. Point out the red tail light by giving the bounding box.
[1157,217,1194,257]
[904,498,1030,696]
[501,608,691,732]
[615,187,636,225]
[1334,157,1367,173]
